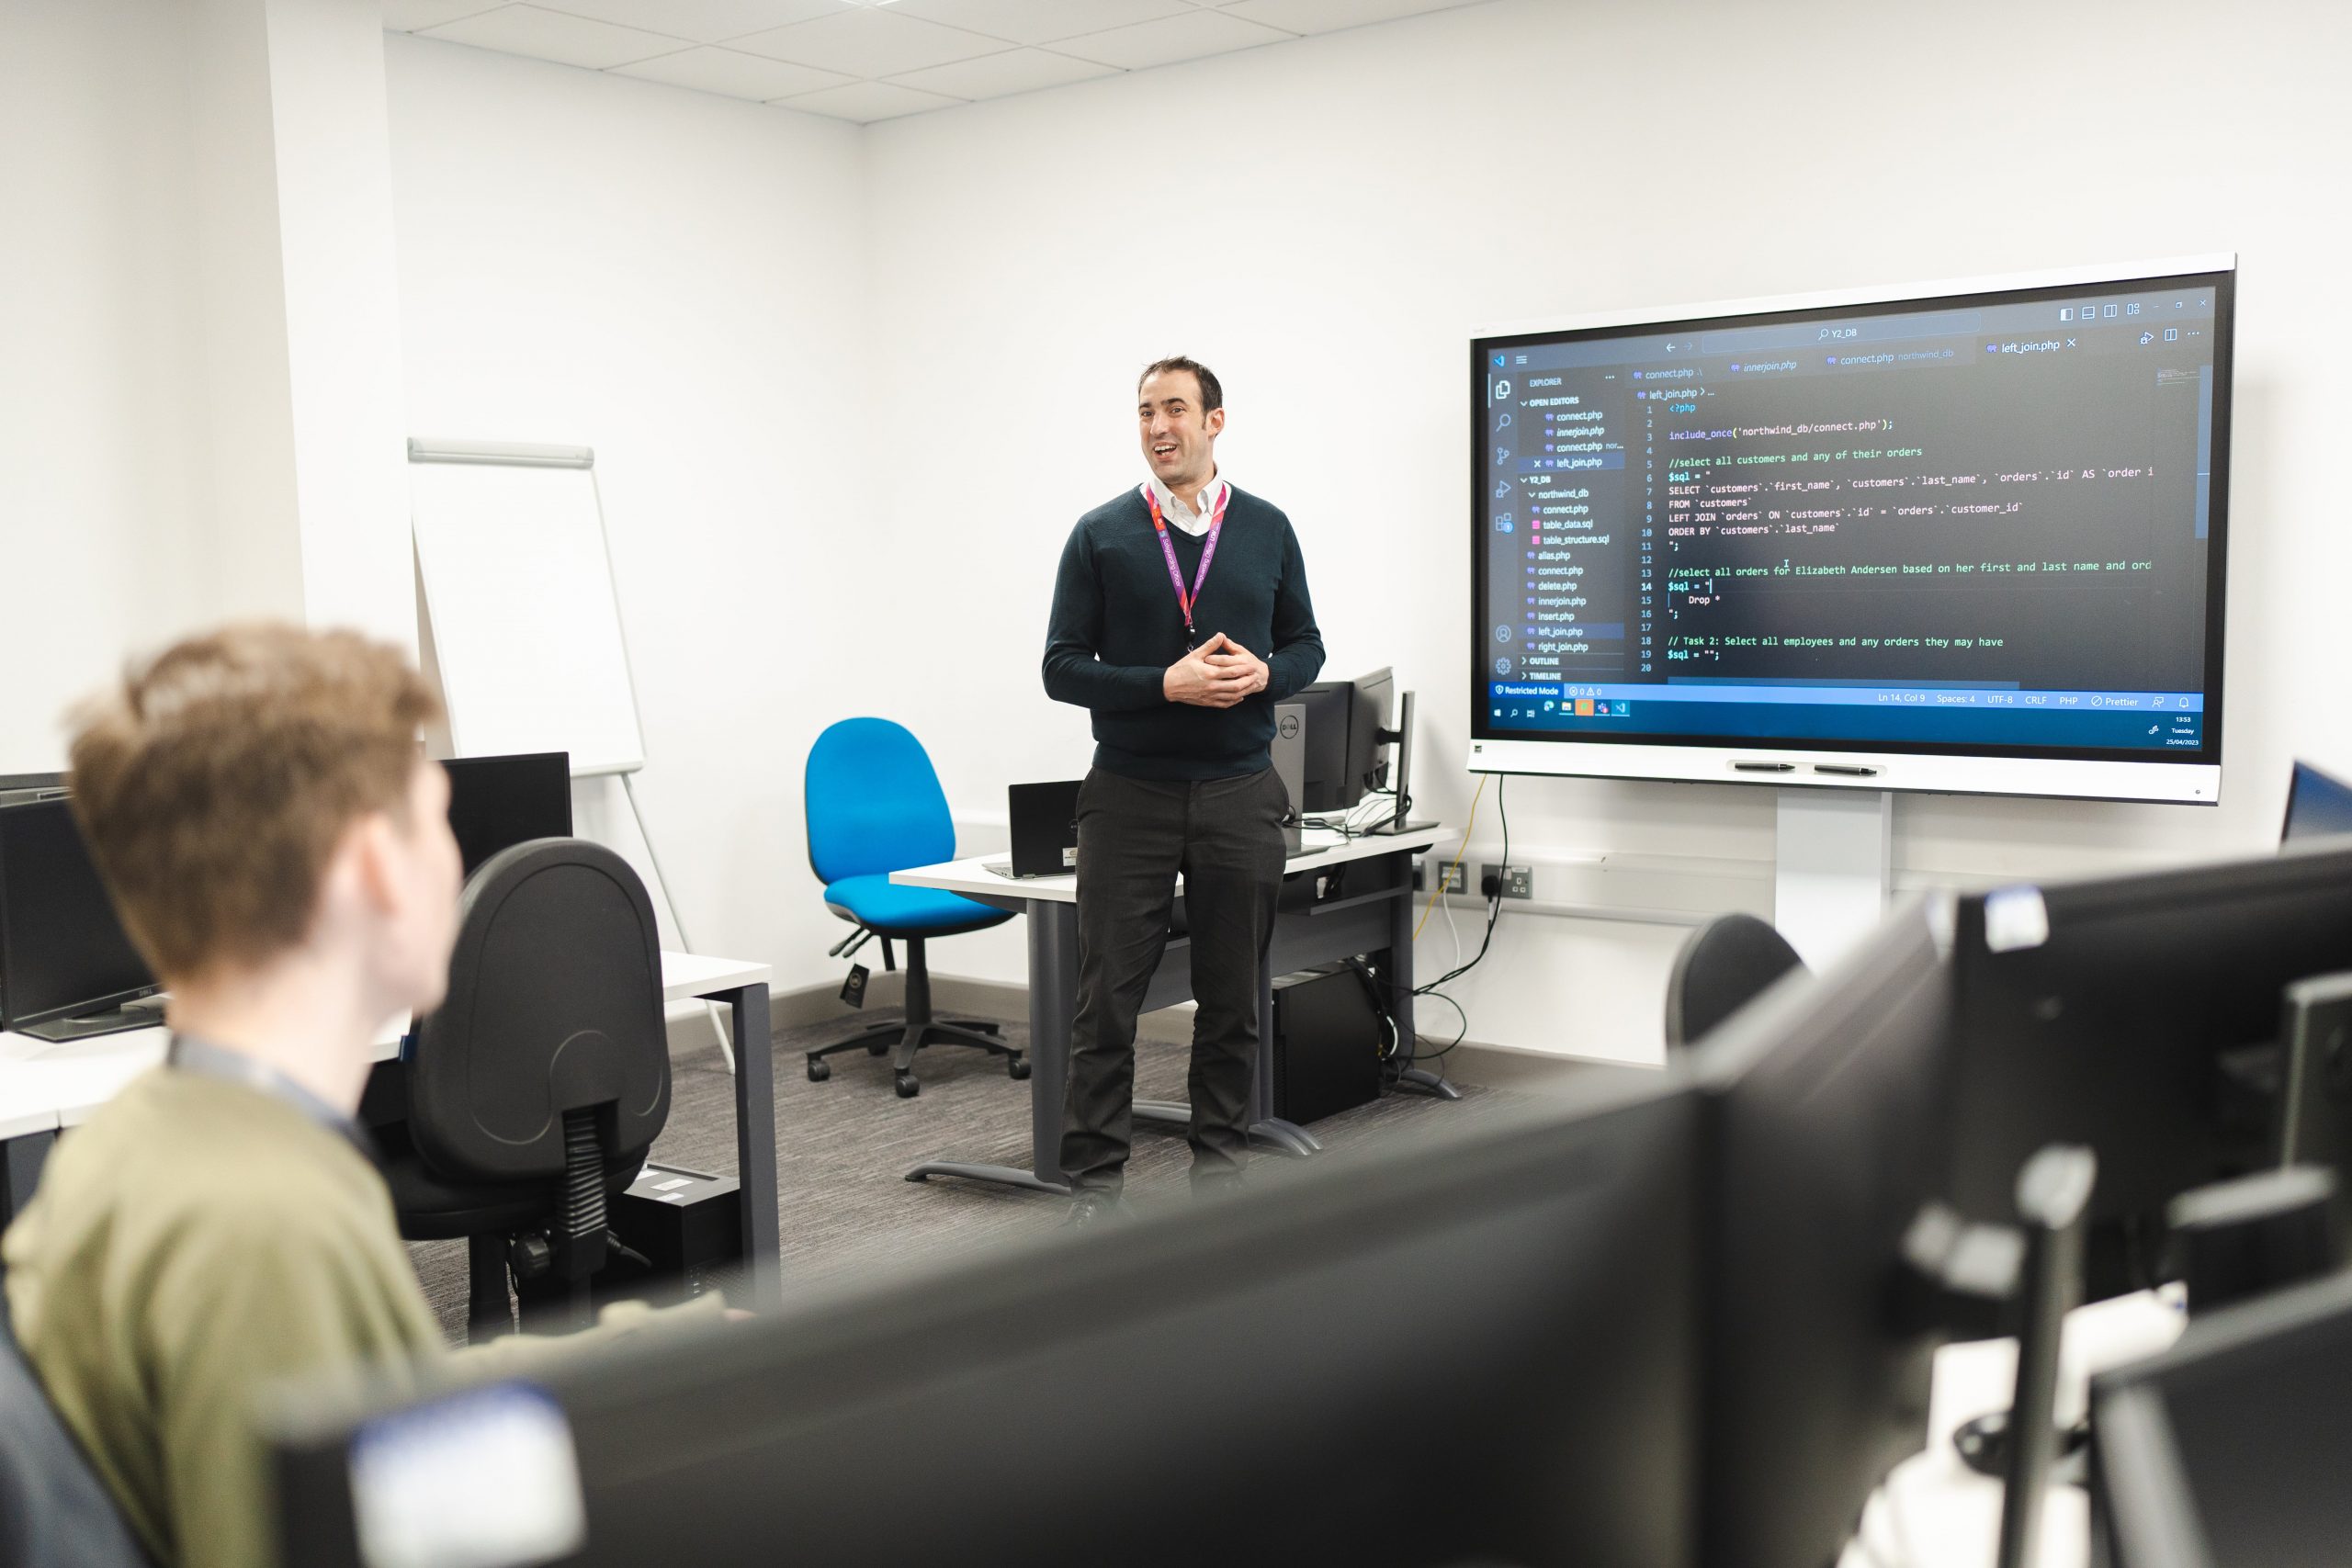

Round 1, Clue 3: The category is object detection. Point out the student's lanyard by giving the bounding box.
[1143,481,1230,649]
[165,1033,375,1159]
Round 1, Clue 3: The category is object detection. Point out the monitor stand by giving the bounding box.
[1774,787,1892,965]
[18,999,163,1043]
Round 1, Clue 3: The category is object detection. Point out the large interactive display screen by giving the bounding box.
[1469,257,2234,803]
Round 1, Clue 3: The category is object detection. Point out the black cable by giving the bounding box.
[1383,775,1508,1085]
[1417,774,1507,994]
[1411,988,1470,1062]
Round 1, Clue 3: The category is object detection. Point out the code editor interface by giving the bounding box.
[1476,276,2226,755]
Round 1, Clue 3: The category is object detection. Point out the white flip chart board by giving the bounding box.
[409,443,646,776]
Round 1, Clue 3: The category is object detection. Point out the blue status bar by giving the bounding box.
[1487,683,2204,713]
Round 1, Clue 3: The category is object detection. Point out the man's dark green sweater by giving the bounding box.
[1043,484,1325,780]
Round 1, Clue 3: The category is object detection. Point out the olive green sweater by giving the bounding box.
[4,1070,441,1566]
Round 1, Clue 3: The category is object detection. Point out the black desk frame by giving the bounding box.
[703,981,780,1307]
[907,841,1451,1196]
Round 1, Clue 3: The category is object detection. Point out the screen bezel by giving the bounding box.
[1467,255,2235,804]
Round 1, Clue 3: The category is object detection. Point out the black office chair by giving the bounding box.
[381,838,670,1341]
[1,1294,153,1568]
[1663,912,1808,1052]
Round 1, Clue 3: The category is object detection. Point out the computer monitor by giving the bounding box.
[1347,667,1418,833]
[1349,666,1395,796]
[1943,840,2352,1292]
[1298,669,1415,821]
[2090,1268,2352,1568]
[0,798,157,1039]
[441,753,571,878]
[1689,895,1960,1568]
[1292,681,1356,811]
[1471,257,2235,805]
[2280,760,2352,843]
[270,1080,1704,1568]
[0,772,68,807]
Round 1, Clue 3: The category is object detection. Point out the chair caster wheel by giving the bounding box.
[866,1039,889,1056]
[1008,1055,1030,1080]
[895,1072,920,1099]
[806,1058,831,1083]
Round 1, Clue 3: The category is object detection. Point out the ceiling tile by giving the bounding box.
[730,8,1011,78]
[535,0,839,44]
[384,0,509,29]
[883,0,1196,46]
[887,46,1118,100]
[611,44,852,100]
[1055,7,1295,70]
[776,79,967,122]
[1214,0,1485,34]
[418,4,688,68]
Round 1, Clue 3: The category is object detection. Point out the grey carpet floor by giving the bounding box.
[409,1008,1509,1339]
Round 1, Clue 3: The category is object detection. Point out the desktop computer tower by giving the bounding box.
[598,1163,746,1310]
[1270,964,1385,1125]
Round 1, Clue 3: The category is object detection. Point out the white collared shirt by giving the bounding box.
[1144,470,1229,536]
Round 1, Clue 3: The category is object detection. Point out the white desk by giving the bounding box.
[897,824,1443,905]
[1840,1290,2188,1568]
[1,951,781,1306]
[0,1014,409,1134]
[890,824,1450,1196]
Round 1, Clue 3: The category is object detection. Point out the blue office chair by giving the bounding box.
[805,718,1023,1099]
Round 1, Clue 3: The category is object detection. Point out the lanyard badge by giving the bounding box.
[1143,481,1230,650]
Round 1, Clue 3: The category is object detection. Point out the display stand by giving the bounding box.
[1773,787,1894,966]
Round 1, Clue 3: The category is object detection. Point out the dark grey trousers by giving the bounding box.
[1061,764,1288,1194]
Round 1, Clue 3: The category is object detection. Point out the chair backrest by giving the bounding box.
[0,1296,153,1568]
[804,718,956,886]
[1664,912,1808,1051]
[407,838,668,1185]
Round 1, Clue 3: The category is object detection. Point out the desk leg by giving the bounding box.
[1246,973,1319,1156]
[1136,927,1320,1159]
[3,1131,53,1223]
[712,983,782,1308]
[1385,849,1460,1101]
[904,899,1073,1196]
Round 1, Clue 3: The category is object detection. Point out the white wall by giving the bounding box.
[3,0,420,773]
[857,0,2352,1061]
[0,0,214,771]
[266,0,416,654]
[383,35,871,991]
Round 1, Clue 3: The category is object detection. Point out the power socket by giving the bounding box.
[1480,863,1534,900]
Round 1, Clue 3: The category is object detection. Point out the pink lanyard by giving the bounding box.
[1143,481,1230,649]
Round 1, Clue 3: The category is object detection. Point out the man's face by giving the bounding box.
[1139,368,1226,493]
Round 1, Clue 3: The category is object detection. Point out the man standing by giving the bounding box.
[1042,356,1325,1223]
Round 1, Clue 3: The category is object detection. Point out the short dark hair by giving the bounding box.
[1138,356,1223,413]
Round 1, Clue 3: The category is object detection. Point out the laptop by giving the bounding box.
[986,780,1082,879]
